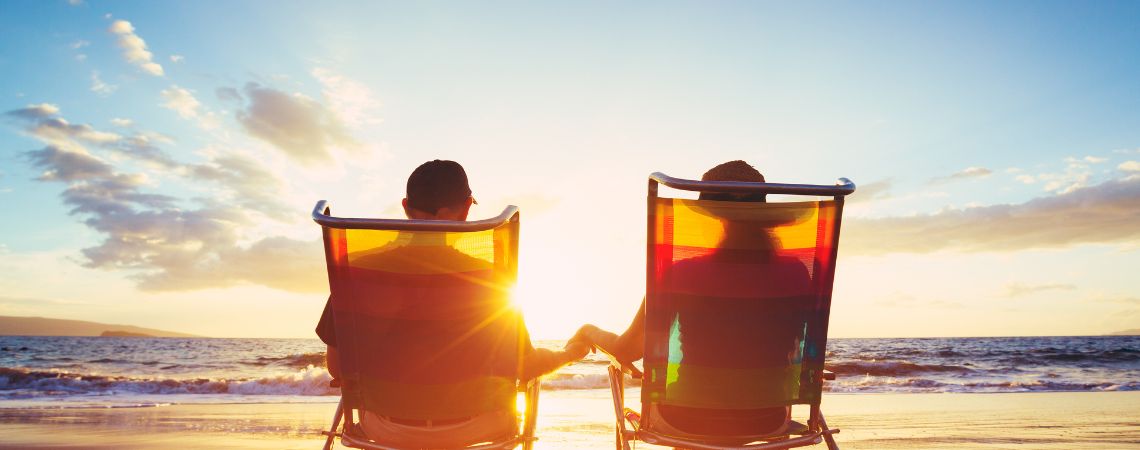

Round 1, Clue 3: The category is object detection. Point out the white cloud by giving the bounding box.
[311,67,381,126]
[930,166,992,184]
[1029,157,1098,194]
[844,176,1140,255]
[169,54,184,63]
[234,82,357,163]
[160,85,202,119]
[7,103,60,119]
[90,71,117,97]
[67,0,84,6]
[29,118,122,146]
[4,105,323,293]
[1084,156,1108,164]
[1015,175,1036,184]
[847,178,892,204]
[1119,161,1140,173]
[110,118,133,127]
[70,40,90,50]
[108,20,164,77]
[160,85,217,129]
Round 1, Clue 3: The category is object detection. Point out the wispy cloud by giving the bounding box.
[7,103,59,120]
[843,176,1140,255]
[108,20,164,77]
[847,178,892,204]
[234,82,357,163]
[163,85,220,129]
[1015,174,1037,184]
[90,71,117,97]
[110,118,133,127]
[1088,295,1140,305]
[169,54,184,63]
[1002,282,1076,298]
[160,86,201,118]
[1119,161,1140,173]
[4,104,324,293]
[311,67,381,126]
[159,85,217,129]
[929,166,992,185]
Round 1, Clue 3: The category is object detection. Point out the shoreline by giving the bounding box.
[0,391,1136,449]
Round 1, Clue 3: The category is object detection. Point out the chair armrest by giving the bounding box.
[597,346,643,379]
[823,370,836,381]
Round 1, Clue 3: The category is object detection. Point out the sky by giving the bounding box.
[0,1,1138,339]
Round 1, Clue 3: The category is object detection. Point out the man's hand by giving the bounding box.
[563,341,590,360]
[567,326,595,352]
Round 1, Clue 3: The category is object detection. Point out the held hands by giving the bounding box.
[562,326,596,361]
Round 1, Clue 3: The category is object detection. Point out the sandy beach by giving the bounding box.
[1,391,1137,449]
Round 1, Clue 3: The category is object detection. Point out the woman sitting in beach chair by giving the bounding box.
[579,161,851,449]
[314,160,589,450]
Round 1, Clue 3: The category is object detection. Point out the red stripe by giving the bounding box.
[333,312,524,384]
[653,251,816,298]
[330,268,509,321]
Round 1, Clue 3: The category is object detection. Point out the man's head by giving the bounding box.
[403,159,476,220]
[699,160,767,202]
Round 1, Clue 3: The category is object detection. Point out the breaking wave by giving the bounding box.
[0,366,338,398]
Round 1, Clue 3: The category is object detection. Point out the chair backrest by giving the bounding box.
[314,202,523,420]
[641,173,853,417]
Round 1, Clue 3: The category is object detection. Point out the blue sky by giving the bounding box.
[1,1,1138,338]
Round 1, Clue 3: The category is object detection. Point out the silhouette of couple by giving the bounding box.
[318,159,809,445]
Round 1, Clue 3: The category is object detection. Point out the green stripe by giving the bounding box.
[354,376,517,420]
[645,362,804,409]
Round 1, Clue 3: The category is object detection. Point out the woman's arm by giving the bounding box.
[326,345,342,380]
[519,341,590,381]
[580,299,646,363]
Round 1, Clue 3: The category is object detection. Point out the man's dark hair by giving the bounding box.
[698,160,767,202]
[406,159,474,214]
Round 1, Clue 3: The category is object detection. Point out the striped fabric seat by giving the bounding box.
[323,220,525,421]
[642,198,839,420]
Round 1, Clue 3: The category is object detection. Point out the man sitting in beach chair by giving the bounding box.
[579,161,848,449]
[314,160,589,449]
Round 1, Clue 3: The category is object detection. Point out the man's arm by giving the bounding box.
[579,299,645,363]
[315,297,341,380]
[519,341,590,381]
[326,345,342,380]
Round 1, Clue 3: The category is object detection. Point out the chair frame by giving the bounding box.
[605,173,856,450]
[312,201,538,450]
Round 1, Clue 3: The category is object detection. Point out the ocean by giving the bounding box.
[0,336,1136,409]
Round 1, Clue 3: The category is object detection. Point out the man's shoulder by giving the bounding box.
[349,244,493,273]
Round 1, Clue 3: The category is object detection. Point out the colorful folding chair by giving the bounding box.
[606,173,855,450]
[313,201,538,450]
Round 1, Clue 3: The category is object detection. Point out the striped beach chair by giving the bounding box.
[606,173,854,450]
[312,201,538,450]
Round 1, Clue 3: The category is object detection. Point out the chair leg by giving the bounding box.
[322,398,345,450]
[818,411,839,450]
[521,379,540,450]
[608,366,632,450]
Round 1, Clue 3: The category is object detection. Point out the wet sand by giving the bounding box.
[0,391,1137,449]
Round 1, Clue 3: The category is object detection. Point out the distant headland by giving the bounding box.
[0,316,200,338]
[1108,329,1140,336]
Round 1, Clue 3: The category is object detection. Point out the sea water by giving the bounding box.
[0,336,1135,409]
